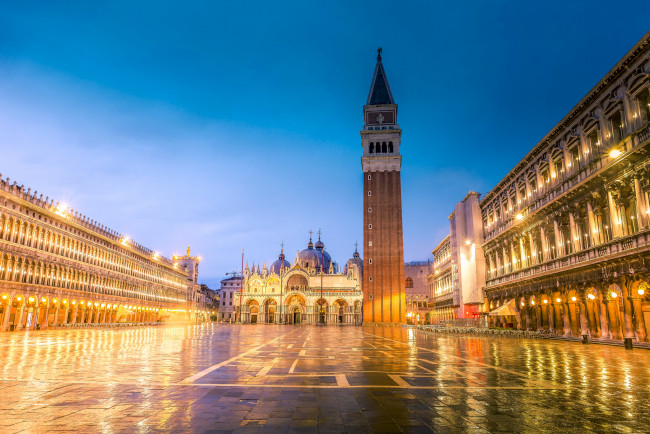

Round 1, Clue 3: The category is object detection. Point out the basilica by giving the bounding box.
[235,234,363,325]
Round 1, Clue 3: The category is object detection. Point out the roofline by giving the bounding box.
[432,234,451,253]
[481,30,650,205]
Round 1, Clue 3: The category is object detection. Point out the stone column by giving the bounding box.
[524,304,532,331]
[568,298,579,336]
[535,304,542,331]
[561,301,571,336]
[63,307,69,324]
[585,296,599,338]
[621,278,636,349]
[608,191,622,238]
[41,308,49,330]
[53,307,59,326]
[71,306,78,324]
[528,233,537,265]
[2,297,13,331]
[597,285,610,339]
[546,299,555,333]
[553,219,563,256]
[634,177,648,228]
[569,212,580,253]
[578,298,589,342]
[631,294,647,342]
[16,304,25,330]
[540,227,548,262]
[587,202,599,246]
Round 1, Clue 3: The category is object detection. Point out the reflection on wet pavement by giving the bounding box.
[0,324,649,432]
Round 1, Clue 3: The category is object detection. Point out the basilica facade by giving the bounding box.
[236,236,363,325]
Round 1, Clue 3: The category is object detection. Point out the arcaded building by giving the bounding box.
[0,175,204,331]
[236,236,363,325]
[482,32,650,346]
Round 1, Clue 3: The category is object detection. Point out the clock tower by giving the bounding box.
[361,48,405,325]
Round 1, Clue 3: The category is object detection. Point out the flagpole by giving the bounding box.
[239,249,244,324]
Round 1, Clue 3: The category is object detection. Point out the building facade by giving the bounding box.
[428,192,487,324]
[362,48,406,325]
[236,237,363,325]
[405,261,430,324]
[481,32,650,347]
[0,175,205,331]
[219,275,241,321]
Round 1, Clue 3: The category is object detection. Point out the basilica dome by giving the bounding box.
[299,236,331,272]
[345,246,363,274]
[270,250,291,275]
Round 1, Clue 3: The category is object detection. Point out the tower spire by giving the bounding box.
[367,48,394,105]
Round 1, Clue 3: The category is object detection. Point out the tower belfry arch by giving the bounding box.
[361,49,406,325]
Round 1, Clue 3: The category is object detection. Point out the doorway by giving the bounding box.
[293,310,301,325]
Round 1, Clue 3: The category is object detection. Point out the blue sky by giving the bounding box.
[1,1,648,287]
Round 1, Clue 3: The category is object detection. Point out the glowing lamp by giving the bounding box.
[571,296,576,302]
[520,301,525,307]
[543,299,548,304]
[516,214,523,220]
[556,298,561,303]
[28,297,35,303]
[588,294,595,300]
[611,292,618,299]
[609,149,621,158]
[41,297,46,303]
[1,295,6,300]
[639,289,645,296]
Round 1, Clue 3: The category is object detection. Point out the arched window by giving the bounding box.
[369,142,374,153]
[405,277,413,288]
[388,141,393,153]
[382,142,387,153]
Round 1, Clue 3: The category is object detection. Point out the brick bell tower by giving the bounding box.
[361,48,405,325]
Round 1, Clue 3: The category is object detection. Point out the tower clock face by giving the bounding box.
[366,111,394,125]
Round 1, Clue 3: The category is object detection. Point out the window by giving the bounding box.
[610,111,623,142]
[368,174,371,180]
[382,142,387,153]
[368,191,372,196]
[368,241,372,247]
[368,207,372,213]
[368,259,372,264]
[405,277,413,288]
[368,224,372,229]
[369,276,373,282]
[369,142,374,153]
[388,141,393,153]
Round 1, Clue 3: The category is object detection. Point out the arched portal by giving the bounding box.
[247,299,260,324]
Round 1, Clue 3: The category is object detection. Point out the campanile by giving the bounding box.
[361,48,405,325]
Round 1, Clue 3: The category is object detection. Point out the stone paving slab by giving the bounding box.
[0,324,649,432]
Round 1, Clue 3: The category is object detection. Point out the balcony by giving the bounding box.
[486,229,650,289]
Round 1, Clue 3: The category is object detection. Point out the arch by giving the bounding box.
[388,141,393,153]
[369,142,374,153]
[405,277,413,288]
[382,142,387,153]
[287,274,308,288]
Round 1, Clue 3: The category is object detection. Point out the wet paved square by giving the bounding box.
[0,324,649,432]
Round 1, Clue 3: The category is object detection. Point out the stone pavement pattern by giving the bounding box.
[0,324,649,433]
